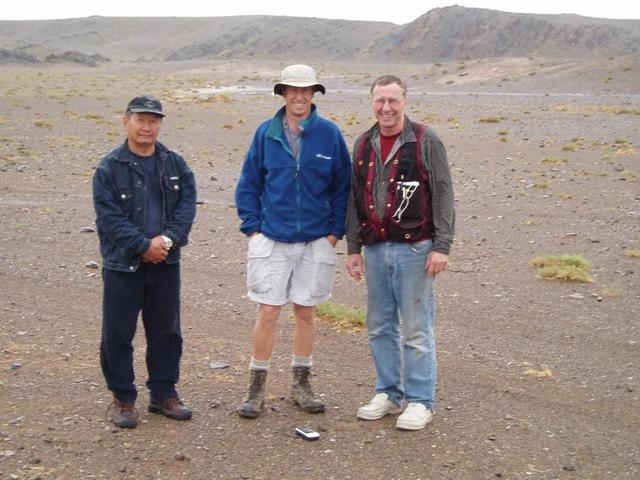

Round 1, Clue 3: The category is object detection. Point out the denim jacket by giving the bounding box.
[93,140,197,272]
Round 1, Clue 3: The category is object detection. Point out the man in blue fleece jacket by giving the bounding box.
[235,64,351,418]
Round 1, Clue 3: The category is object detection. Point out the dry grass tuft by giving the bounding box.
[625,249,640,258]
[619,170,638,182]
[523,365,553,378]
[556,193,573,200]
[562,143,579,152]
[541,156,567,164]
[531,254,593,283]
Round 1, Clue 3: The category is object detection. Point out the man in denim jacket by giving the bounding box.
[93,95,196,428]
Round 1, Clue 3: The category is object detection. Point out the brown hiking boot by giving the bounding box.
[110,398,139,428]
[148,397,192,420]
[291,366,325,413]
[237,369,267,419]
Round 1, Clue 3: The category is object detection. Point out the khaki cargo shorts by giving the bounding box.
[246,234,337,306]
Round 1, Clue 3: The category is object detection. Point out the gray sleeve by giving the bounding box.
[346,137,363,255]
[423,128,455,254]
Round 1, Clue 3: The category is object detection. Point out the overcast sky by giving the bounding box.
[2,0,639,24]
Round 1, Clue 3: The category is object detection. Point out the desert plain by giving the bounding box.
[0,56,639,479]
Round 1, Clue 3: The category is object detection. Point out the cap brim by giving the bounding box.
[273,83,326,96]
[128,108,165,117]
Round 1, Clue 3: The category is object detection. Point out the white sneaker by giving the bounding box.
[357,393,404,420]
[395,402,433,430]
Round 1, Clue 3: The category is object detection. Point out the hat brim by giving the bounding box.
[127,108,166,117]
[273,83,326,96]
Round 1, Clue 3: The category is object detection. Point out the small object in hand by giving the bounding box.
[162,235,173,249]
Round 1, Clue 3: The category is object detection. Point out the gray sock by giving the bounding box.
[249,358,271,371]
[292,356,312,368]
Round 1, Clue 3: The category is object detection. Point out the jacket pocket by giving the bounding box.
[164,176,181,211]
[117,187,134,215]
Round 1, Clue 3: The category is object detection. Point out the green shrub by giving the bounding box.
[316,302,365,330]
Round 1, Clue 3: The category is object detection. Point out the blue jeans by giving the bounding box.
[364,240,436,409]
[100,262,182,403]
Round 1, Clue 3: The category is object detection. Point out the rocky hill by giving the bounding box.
[1,6,639,65]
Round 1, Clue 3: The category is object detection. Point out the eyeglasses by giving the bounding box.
[372,97,404,107]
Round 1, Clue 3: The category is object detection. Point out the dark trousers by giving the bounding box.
[100,262,182,403]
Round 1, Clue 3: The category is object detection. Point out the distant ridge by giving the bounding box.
[1,6,639,64]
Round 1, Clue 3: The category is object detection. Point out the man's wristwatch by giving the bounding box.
[161,235,173,249]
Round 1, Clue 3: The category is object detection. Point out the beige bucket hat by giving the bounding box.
[273,64,326,96]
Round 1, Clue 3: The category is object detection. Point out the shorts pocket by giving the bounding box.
[247,234,275,294]
[310,237,337,298]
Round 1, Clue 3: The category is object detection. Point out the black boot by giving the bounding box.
[237,369,267,418]
[291,366,325,413]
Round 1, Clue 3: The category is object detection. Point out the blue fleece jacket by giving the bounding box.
[235,105,351,243]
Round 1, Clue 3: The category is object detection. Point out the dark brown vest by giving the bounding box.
[353,121,432,245]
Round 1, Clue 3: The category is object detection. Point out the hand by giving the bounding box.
[326,235,338,247]
[346,254,364,281]
[426,251,449,277]
[142,235,169,264]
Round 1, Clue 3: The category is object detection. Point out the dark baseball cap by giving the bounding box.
[126,95,165,117]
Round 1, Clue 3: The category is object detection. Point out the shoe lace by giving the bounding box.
[164,397,184,408]
[105,399,135,419]
[119,402,136,413]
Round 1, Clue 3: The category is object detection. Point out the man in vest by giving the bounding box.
[235,65,351,418]
[345,75,455,430]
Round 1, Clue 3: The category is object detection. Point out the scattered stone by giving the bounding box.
[174,452,187,461]
[79,226,96,233]
[208,361,229,369]
[568,293,584,299]
[209,400,222,409]
[1,450,16,457]
[10,363,22,370]
[563,464,576,472]
[85,261,99,269]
